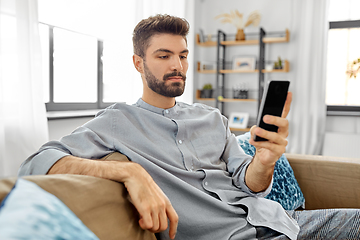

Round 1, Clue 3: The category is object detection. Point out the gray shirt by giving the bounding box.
[19,99,299,240]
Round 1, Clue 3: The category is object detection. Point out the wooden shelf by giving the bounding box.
[195,89,214,101]
[196,62,216,73]
[263,29,290,43]
[196,90,256,102]
[197,60,290,74]
[220,69,258,74]
[197,69,216,74]
[197,41,217,47]
[262,60,290,73]
[221,39,259,46]
[196,34,217,46]
[196,29,289,47]
[219,98,257,103]
[230,127,251,132]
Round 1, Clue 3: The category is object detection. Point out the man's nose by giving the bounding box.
[170,57,183,72]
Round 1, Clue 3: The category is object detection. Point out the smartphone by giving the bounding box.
[254,80,290,141]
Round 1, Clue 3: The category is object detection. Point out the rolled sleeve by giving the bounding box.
[238,162,273,197]
[18,149,69,176]
[18,109,115,177]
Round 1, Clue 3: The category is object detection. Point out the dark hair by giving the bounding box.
[133,14,190,57]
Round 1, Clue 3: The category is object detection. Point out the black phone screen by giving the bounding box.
[254,80,290,141]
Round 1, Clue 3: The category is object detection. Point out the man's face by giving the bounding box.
[141,34,189,98]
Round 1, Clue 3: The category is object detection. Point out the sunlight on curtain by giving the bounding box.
[286,0,329,154]
[0,0,48,177]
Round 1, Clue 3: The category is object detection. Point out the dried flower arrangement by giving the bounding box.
[215,10,261,41]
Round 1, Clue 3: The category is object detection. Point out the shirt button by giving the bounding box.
[165,110,169,114]
[178,140,183,144]
[204,181,208,186]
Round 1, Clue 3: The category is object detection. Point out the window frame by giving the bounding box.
[326,19,360,116]
[42,24,114,111]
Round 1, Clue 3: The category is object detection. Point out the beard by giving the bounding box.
[143,62,186,98]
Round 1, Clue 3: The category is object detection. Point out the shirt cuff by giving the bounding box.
[23,149,69,176]
[238,161,273,198]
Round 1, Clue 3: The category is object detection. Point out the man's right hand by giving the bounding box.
[121,162,178,239]
[48,156,178,239]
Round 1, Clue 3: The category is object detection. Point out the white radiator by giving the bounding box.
[323,132,360,158]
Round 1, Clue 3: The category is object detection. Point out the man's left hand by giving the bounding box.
[246,92,292,192]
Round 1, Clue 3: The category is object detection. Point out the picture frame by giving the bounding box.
[232,56,256,70]
[228,112,249,129]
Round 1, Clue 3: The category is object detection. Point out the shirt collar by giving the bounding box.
[134,98,179,115]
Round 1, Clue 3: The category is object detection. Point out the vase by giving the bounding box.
[236,29,245,41]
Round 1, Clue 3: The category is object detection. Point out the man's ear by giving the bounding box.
[133,54,144,73]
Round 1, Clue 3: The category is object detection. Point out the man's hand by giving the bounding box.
[246,92,292,192]
[121,162,178,239]
[48,156,178,239]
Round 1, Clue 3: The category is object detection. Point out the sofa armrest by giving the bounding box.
[285,153,360,210]
[0,152,156,240]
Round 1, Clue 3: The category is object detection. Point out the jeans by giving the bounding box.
[257,209,360,240]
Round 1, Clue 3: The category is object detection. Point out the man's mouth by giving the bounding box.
[167,76,184,82]
[163,72,186,82]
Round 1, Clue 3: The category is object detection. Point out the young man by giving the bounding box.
[19,15,360,240]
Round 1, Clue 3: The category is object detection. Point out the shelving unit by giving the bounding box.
[196,29,289,46]
[195,90,257,102]
[196,28,290,132]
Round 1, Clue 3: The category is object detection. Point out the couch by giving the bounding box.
[1,152,360,240]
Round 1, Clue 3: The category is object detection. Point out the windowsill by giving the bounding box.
[327,111,360,117]
[47,109,101,120]
[327,106,360,117]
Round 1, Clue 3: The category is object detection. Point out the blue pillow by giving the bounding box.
[0,178,99,240]
[236,132,305,210]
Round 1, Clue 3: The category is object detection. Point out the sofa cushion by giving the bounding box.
[236,132,305,210]
[0,174,156,240]
[0,178,99,239]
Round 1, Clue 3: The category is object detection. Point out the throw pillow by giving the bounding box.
[0,178,99,240]
[236,132,305,210]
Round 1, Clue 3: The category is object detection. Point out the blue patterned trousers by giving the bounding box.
[257,209,360,239]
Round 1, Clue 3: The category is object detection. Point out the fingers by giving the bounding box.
[263,114,289,137]
[281,91,292,118]
[249,126,288,147]
[123,163,178,239]
[138,198,178,239]
[167,203,179,239]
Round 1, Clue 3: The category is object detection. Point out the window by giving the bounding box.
[38,0,140,111]
[326,0,360,115]
[39,24,106,111]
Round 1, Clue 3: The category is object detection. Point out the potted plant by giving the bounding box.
[215,10,261,41]
[274,56,283,69]
[201,84,213,98]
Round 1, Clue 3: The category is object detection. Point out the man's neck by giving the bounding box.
[141,91,176,109]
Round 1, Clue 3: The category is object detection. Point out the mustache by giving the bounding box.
[163,71,186,81]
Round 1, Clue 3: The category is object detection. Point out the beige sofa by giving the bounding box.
[1,152,360,239]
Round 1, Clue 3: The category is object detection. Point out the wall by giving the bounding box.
[326,116,360,133]
[48,117,93,141]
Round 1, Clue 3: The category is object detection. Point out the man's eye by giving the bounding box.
[159,55,168,59]
[180,55,187,59]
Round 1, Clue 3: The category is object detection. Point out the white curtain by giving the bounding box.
[0,0,48,177]
[287,0,329,155]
